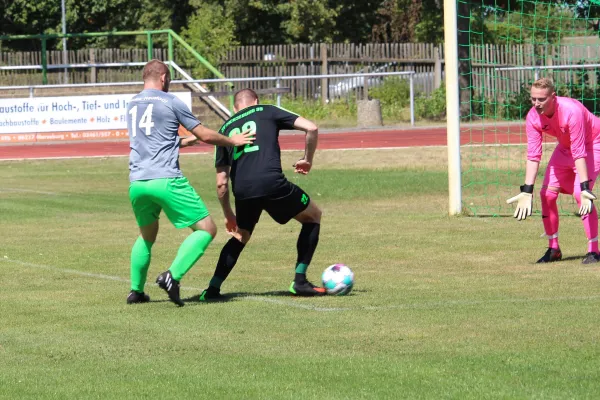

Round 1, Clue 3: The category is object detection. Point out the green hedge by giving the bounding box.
[261,77,449,126]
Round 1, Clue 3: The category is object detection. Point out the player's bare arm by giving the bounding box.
[191,124,255,147]
[216,166,239,236]
[292,117,318,175]
[180,135,198,147]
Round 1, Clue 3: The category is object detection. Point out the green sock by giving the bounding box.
[169,230,214,281]
[130,237,154,292]
[209,276,224,289]
[295,263,309,274]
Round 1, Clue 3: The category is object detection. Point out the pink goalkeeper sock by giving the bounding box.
[574,190,600,253]
[540,189,560,249]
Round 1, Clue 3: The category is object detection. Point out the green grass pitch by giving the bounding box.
[1,148,600,399]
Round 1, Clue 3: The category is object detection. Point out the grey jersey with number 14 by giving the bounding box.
[128,89,201,182]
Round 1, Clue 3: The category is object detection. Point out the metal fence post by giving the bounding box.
[276,77,281,107]
[363,68,369,100]
[41,38,48,84]
[320,43,328,105]
[410,73,415,126]
[147,33,153,60]
[168,32,174,77]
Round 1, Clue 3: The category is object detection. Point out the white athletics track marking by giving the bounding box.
[3,257,600,312]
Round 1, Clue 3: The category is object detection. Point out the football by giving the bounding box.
[321,264,354,295]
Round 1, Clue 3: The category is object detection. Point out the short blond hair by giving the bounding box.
[532,77,555,93]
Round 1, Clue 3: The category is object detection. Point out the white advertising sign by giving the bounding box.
[0,92,192,143]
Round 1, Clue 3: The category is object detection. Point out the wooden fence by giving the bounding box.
[219,43,442,99]
[2,42,600,100]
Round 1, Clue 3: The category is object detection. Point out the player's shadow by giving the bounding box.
[180,290,309,304]
[181,293,236,304]
[250,290,294,297]
[179,288,364,304]
[557,255,587,262]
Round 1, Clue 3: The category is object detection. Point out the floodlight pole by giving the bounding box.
[444,0,462,215]
[61,0,68,83]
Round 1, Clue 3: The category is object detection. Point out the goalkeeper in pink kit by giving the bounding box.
[507,77,600,264]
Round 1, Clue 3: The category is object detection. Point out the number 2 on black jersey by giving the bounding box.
[229,121,259,160]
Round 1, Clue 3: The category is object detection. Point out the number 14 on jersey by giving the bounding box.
[129,105,154,137]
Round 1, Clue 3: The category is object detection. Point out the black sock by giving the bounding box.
[211,238,246,287]
[295,223,320,283]
[295,273,307,284]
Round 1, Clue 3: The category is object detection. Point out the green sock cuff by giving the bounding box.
[135,236,154,249]
[295,263,309,274]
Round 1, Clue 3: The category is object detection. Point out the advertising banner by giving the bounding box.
[0,92,192,143]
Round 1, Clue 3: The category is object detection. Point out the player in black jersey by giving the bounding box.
[200,88,326,299]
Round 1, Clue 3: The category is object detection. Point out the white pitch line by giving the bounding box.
[2,257,600,312]
[0,188,58,195]
[244,296,350,312]
[0,257,344,311]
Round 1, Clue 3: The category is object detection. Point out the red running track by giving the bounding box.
[0,125,525,160]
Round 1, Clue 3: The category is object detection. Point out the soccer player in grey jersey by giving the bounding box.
[126,59,254,306]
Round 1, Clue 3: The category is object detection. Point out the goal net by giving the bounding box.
[458,0,600,216]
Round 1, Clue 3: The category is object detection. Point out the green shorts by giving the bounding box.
[129,177,210,229]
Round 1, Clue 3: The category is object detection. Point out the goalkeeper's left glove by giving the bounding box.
[579,180,597,216]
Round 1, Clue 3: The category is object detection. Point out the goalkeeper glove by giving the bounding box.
[506,184,534,221]
[579,180,597,216]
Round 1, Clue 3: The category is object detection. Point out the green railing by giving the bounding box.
[0,30,234,109]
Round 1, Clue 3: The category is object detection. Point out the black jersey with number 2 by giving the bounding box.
[215,104,299,200]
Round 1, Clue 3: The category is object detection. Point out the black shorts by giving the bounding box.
[235,181,310,233]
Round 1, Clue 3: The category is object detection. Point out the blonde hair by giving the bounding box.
[532,77,555,93]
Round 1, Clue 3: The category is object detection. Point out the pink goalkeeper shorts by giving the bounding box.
[542,144,600,194]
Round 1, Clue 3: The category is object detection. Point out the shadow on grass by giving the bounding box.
[141,288,362,307]
[181,290,291,304]
[180,288,364,304]
[556,255,587,262]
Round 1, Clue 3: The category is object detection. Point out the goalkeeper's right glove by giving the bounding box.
[506,184,534,221]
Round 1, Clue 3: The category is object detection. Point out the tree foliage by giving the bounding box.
[181,0,239,77]
[1,0,598,50]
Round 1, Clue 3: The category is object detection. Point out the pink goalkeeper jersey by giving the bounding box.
[525,96,600,163]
